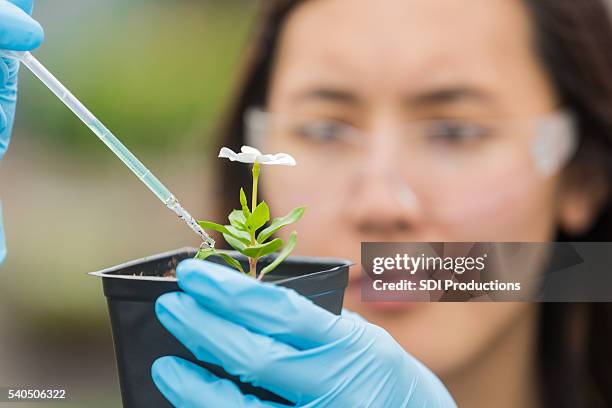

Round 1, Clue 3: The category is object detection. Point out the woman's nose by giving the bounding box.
[344,146,423,237]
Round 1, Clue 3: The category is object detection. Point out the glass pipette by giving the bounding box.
[1,50,215,248]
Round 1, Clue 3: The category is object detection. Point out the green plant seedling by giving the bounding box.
[195,146,305,280]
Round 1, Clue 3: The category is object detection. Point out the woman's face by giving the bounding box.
[260,0,565,379]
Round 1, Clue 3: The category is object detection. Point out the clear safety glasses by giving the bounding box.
[244,107,578,217]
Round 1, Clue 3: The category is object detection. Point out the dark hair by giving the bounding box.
[213,1,612,406]
[524,2,612,407]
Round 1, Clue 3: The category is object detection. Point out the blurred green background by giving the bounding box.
[0,0,256,406]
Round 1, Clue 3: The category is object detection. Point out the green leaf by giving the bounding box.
[257,206,305,243]
[216,252,245,273]
[239,188,252,223]
[198,220,250,244]
[195,247,215,260]
[244,208,252,222]
[198,220,231,235]
[223,233,247,252]
[225,225,251,244]
[228,209,247,229]
[194,248,244,273]
[260,232,298,276]
[242,238,283,259]
[240,188,248,209]
[250,201,270,231]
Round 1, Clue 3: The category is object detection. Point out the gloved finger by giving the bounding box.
[0,58,8,89]
[341,308,367,323]
[156,291,311,402]
[151,356,288,408]
[9,0,35,14]
[0,0,44,51]
[0,107,7,142]
[176,259,356,350]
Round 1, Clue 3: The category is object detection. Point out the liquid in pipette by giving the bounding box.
[167,197,216,248]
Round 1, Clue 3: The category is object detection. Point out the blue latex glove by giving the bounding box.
[0,0,44,264]
[152,259,456,407]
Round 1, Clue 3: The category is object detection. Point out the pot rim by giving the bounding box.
[88,247,354,283]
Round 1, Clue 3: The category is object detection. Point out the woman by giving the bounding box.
[202,0,612,406]
[196,0,612,406]
[2,0,611,407]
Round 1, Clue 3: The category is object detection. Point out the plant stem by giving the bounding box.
[248,162,261,278]
[249,257,257,278]
[251,161,260,213]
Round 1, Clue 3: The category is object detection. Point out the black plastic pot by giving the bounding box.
[90,247,351,408]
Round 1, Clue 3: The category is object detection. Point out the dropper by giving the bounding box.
[1,50,215,249]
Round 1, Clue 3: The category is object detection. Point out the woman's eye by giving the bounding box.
[425,120,491,145]
[294,121,351,142]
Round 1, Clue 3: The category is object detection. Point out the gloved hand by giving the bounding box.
[152,259,456,407]
[0,0,44,263]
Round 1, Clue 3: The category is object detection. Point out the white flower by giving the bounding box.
[218,145,296,166]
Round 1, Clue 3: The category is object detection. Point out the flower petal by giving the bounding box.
[261,153,297,166]
[218,147,238,161]
[255,153,277,163]
[235,153,258,163]
[240,145,262,156]
[218,146,296,166]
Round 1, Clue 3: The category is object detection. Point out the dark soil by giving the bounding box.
[162,256,178,277]
[132,257,178,278]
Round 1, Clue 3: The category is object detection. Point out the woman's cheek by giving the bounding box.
[428,168,559,242]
